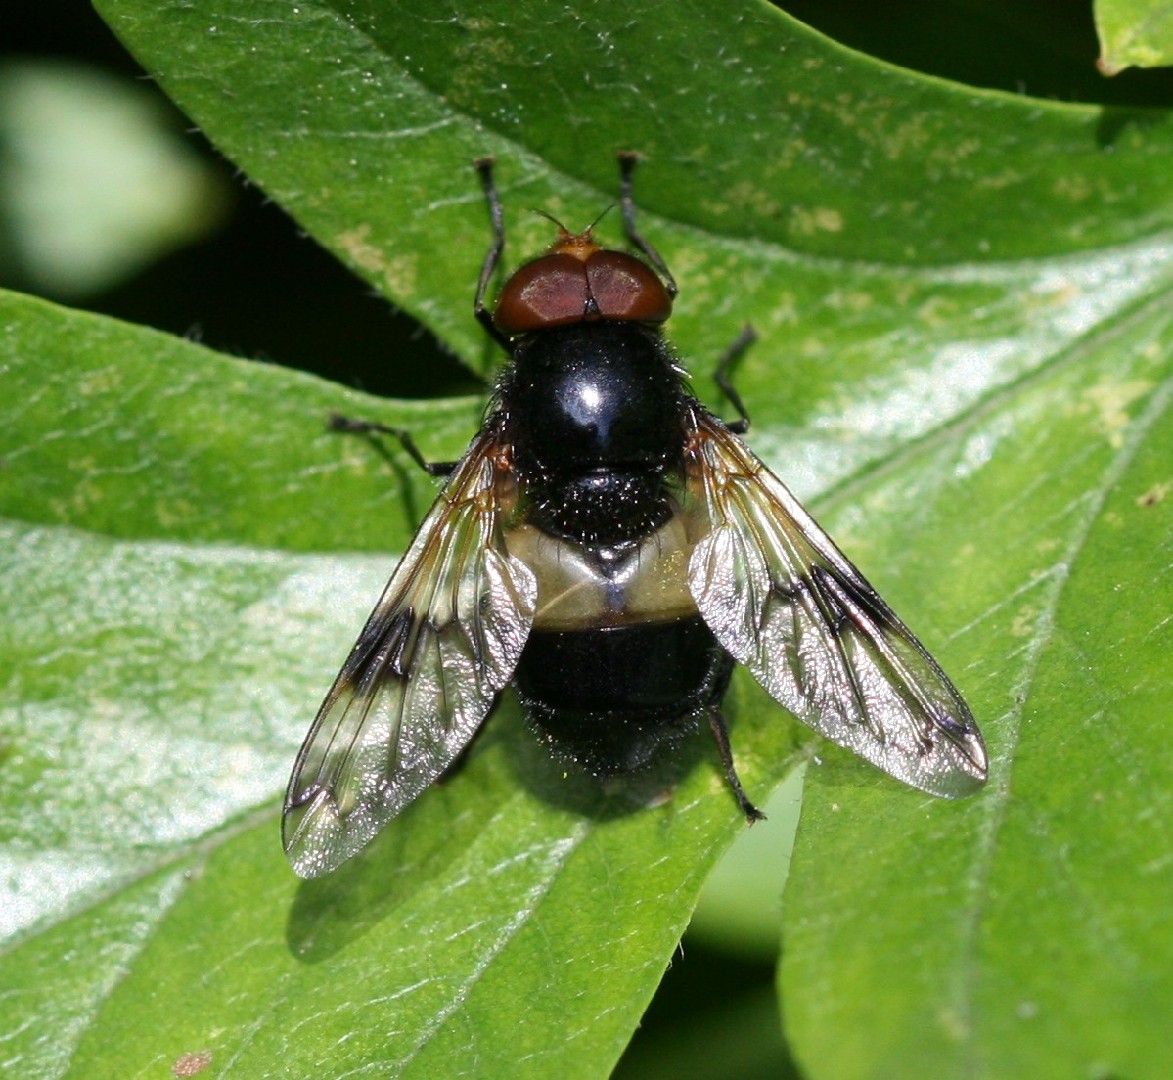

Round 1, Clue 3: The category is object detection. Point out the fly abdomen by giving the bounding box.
[515,617,733,775]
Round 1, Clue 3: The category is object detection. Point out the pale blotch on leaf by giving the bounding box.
[790,204,843,237]
[334,223,387,275]
[1078,379,1154,448]
[1136,481,1170,508]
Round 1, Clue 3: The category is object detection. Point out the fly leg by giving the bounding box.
[327,413,456,477]
[714,325,757,434]
[706,706,766,824]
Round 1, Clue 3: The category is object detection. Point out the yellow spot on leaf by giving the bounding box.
[334,223,385,275]
[1010,606,1036,638]
[1077,379,1153,448]
[1137,481,1170,508]
[790,205,843,236]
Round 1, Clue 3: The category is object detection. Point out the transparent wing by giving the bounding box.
[283,422,537,877]
[685,408,987,797]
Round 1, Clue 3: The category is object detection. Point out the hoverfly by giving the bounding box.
[283,156,988,878]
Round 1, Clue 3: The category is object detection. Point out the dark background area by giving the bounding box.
[3,3,475,399]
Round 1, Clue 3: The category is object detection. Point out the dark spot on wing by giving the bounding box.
[385,607,416,678]
[812,564,899,635]
[286,781,322,810]
[768,576,808,604]
[933,709,972,737]
[810,566,850,635]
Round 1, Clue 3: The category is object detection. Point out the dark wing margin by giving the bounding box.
[684,407,987,798]
[283,420,537,877]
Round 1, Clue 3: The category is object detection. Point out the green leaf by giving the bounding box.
[93,0,1173,368]
[1095,0,1173,73]
[0,291,805,1077]
[689,769,804,958]
[3,1,1171,1077]
[780,297,1173,1080]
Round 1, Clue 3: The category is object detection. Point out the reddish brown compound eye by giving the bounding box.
[493,253,591,335]
[493,230,675,336]
[584,250,672,324]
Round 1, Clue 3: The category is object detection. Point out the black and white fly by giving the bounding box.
[283,156,987,878]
